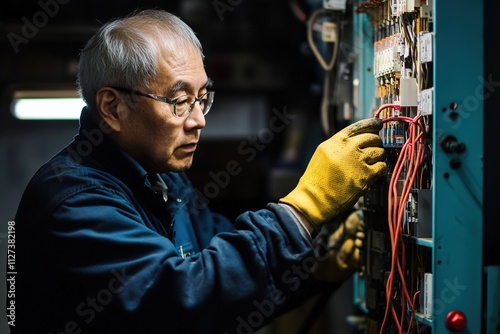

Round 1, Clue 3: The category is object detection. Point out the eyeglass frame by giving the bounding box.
[108,86,215,118]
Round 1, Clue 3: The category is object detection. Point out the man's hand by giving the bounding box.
[313,210,364,282]
[280,118,386,231]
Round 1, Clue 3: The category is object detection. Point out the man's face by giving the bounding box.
[119,45,209,173]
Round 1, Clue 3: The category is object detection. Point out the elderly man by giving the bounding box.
[10,9,386,334]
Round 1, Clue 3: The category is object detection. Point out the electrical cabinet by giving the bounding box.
[349,0,500,332]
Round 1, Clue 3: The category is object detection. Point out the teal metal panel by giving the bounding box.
[351,4,373,312]
[352,5,375,120]
[432,0,484,332]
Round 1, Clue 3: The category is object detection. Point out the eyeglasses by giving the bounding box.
[109,86,215,118]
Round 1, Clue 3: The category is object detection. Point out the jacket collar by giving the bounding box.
[76,107,192,203]
[75,107,150,190]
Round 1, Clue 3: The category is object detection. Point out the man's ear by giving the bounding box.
[95,87,128,132]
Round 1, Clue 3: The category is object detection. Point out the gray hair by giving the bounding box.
[77,9,204,111]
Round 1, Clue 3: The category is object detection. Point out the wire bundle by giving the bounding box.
[374,104,426,334]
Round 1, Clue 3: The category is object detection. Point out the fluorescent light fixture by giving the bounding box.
[11,89,85,120]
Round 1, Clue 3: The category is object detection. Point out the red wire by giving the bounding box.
[374,103,401,118]
[375,113,425,334]
[395,121,424,333]
[408,291,421,333]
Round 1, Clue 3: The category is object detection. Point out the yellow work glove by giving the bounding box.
[314,210,365,282]
[279,118,386,231]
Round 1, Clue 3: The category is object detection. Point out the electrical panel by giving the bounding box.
[355,1,435,332]
[348,0,498,333]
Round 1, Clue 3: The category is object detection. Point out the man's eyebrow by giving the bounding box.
[168,78,214,94]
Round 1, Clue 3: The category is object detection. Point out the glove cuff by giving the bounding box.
[279,199,321,232]
[279,186,331,230]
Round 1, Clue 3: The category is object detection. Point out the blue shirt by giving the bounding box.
[10,108,332,334]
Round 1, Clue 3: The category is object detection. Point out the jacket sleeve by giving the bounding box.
[17,183,335,334]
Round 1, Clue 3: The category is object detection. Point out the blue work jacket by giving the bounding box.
[10,108,332,334]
